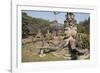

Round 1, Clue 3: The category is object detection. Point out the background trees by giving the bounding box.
[22,12,50,38]
[77,17,90,49]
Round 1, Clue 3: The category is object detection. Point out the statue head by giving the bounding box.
[69,21,74,26]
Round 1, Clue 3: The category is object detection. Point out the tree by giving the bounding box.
[77,17,90,34]
[22,12,50,38]
[77,17,90,49]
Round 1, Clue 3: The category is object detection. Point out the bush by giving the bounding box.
[80,33,90,49]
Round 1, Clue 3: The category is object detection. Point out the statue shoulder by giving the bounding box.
[73,26,77,30]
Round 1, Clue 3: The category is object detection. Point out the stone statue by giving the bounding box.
[64,12,78,60]
[55,12,78,60]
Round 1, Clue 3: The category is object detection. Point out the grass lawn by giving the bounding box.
[22,50,66,62]
[22,42,69,62]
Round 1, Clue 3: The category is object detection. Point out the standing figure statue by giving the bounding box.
[64,12,78,60]
[54,12,78,60]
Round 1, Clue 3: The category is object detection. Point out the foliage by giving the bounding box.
[77,33,90,49]
[77,17,90,49]
[77,17,90,34]
[22,12,50,38]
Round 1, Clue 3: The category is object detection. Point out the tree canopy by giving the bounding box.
[22,12,50,38]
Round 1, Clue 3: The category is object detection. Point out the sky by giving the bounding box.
[23,10,90,24]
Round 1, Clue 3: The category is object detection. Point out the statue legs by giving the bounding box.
[69,37,77,60]
[56,38,70,52]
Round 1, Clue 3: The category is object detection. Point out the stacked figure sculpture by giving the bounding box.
[53,12,78,60]
[63,12,78,60]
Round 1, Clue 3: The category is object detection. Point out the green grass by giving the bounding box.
[22,52,66,62]
[22,42,69,62]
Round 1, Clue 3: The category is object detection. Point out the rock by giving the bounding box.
[39,54,46,57]
[78,54,90,59]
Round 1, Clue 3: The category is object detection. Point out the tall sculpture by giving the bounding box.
[64,12,77,60]
[55,12,78,60]
[64,12,76,27]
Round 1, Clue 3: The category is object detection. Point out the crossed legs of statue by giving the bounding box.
[56,38,70,52]
[55,37,78,60]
